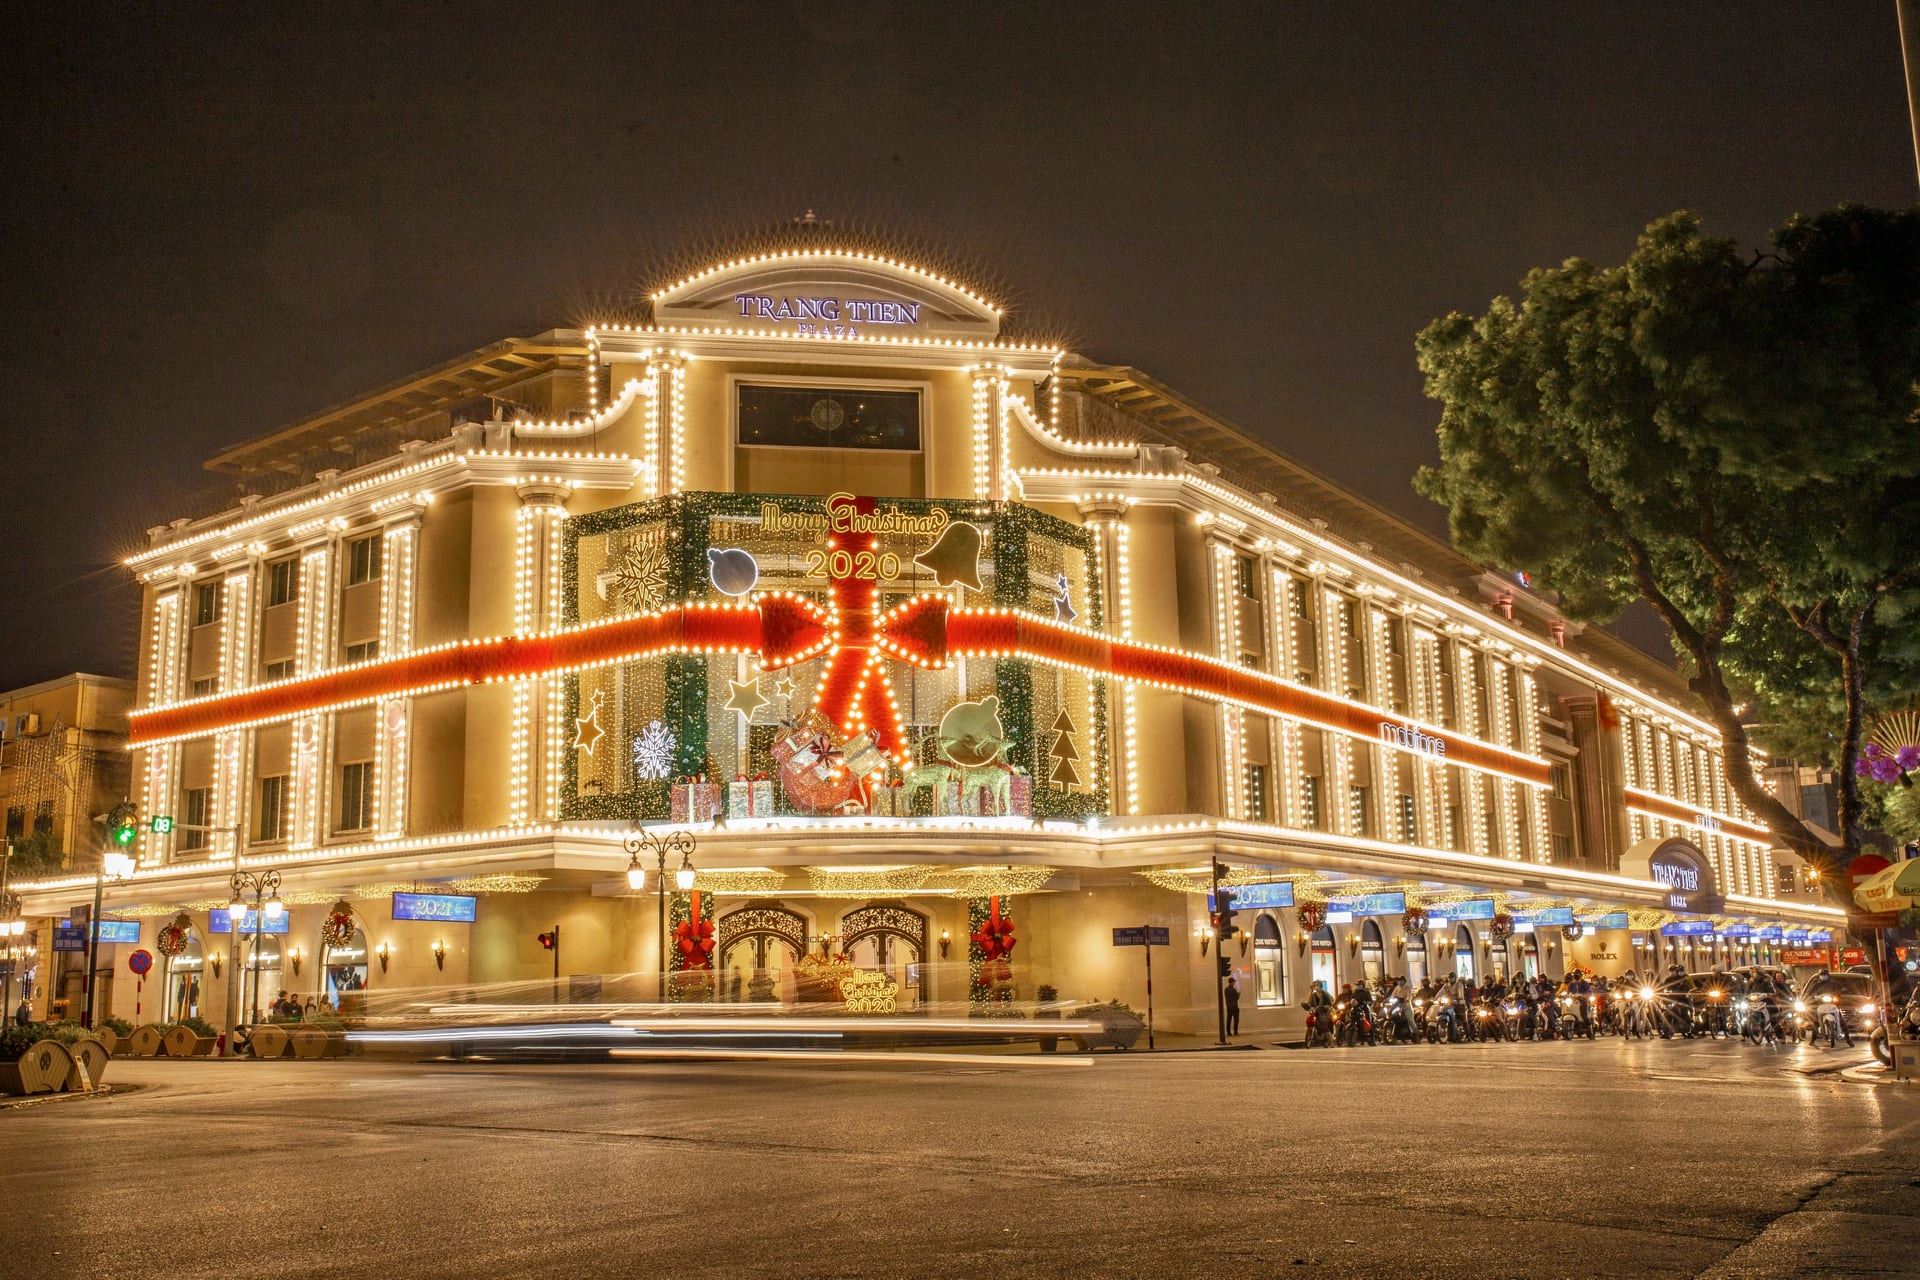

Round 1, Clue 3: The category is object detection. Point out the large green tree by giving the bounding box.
[1415,206,1920,905]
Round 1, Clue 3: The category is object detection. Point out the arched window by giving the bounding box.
[1360,919,1385,983]
[1252,913,1285,1007]
[1309,924,1337,992]
[240,933,283,1022]
[1404,921,1428,987]
[1454,925,1476,980]
[166,931,205,1022]
[324,929,369,1012]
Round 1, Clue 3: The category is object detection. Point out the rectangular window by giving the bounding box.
[1290,579,1312,619]
[344,640,381,664]
[4,807,21,840]
[264,659,294,681]
[1349,785,1371,837]
[33,798,53,836]
[736,383,922,451]
[1550,763,1572,801]
[1234,554,1258,600]
[1397,792,1417,842]
[1776,864,1799,895]
[193,582,220,627]
[180,787,210,851]
[1341,599,1360,638]
[346,535,383,587]
[257,775,287,842]
[1246,763,1269,821]
[338,761,373,832]
[266,557,298,607]
[191,677,217,698]
[1301,776,1322,829]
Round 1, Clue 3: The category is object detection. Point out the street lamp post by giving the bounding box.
[623,825,695,1002]
[227,869,284,1048]
[1,844,24,1018]
[81,848,134,1029]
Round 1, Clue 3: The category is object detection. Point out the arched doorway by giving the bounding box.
[1519,935,1539,980]
[1359,920,1385,983]
[240,934,283,1020]
[1252,914,1286,1007]
[1454,925,1476,980]
[165,931,205,1021]
[1405,925,1427,987]
[716,903,810,1003]
[840,902,928,1006]
[324,929,369,1012]
[1489,936,1510,980]
[1309,925,1337,992]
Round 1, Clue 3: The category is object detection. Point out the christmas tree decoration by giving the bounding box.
[572,688,606,756]
[726,676,769,722]
[706,546,761,596]
[913,520,984,589]
[1046,708,1080,788]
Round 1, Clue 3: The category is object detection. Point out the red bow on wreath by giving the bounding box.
[674,917,716,970]
[971,897,1017,961]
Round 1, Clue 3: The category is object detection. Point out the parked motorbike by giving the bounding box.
[1869,991,1919,1067]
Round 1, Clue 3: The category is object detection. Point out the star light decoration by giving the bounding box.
[632,718,676,781]
[1052,572,1077,625]
[726,676,769,723]
[573,689,606,755]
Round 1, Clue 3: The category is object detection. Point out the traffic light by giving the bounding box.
[536,930,557,951]
[1213,887,1240,944]
[107,802,138,847]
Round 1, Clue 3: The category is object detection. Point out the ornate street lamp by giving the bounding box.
[229,868,283,1036]
[623,825,695,1000]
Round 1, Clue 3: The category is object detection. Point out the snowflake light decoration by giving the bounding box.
[596,527,669,614]
[632,719,677,781]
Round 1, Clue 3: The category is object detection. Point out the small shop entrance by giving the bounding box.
[1309,926,1337,991]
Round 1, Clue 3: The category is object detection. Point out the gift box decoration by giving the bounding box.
[728,775,752,819]
[750,774,774,818]
[671,775,722,823]
[1008,768,1033,817]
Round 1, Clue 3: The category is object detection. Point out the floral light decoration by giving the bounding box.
[1856,738,1919,786]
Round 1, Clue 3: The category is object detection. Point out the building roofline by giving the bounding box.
[1,672,135,702]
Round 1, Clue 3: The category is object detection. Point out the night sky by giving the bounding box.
[3,3,1912,691]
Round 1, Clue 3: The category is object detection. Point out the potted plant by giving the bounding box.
[162,1016,219,1058]
[0,1024,77,1095]
[1034,984,1062,1052]
[1072,1000,1146,1051]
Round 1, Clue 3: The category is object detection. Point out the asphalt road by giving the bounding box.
[2,1039,1915,1279]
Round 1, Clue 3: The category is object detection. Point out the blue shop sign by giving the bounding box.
[1660,920,1716,937]
[1756,925,1784,941]
[392,892,479,923]
[52,924,87,953]
[1515,907,1574,927]
[1585,912,1630,930]
[1446,897,1496,921]
[1807,929,1832,943]
[1784,929,1810,944]
[1328,891,1407,917]
[1208,881,1295,912]
[1721,924,1755,939]
[209,908,291,935]
[93,920,140,945]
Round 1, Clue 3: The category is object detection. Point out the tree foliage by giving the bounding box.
[1415,206,1920,903]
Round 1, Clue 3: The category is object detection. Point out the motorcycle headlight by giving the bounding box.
[1860,1003,1875,1016]
[1709,990,1723,1000]
[1793,1000,1808,1014]
[1640,987,1655,1000]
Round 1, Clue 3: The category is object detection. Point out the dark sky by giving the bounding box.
[3,2,1913,691]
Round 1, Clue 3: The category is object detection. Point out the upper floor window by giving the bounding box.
[1234,554,1259,600]
[1340,599,1361,638]
[257,775,287,843]
[193,582,220,627]
[346,535,383,587]
[264,659,294,682]
[191,677,218,698]
[1246,763,1269,821]
[344,640,381,664]
[179,787,210,851]
[736,384,921,451]
[266,557,298,607]
[337,761,373,833]
[1550,762,1572,801]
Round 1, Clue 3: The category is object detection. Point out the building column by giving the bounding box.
[510,484,569,826]
[374,509,423,839]
[288,539,336,851]
[1078,496,1135,815]
[970,364,1011,502]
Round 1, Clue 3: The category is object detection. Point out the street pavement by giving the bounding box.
[1,1038,1915,1278]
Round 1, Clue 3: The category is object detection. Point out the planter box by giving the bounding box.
[161,1026,218,1058]
[1071,1014,1145,1052]
[92,1027,121,1056]
[126,1026,164,1057]
[249,1026,292,1059]
[0,1040,76,1095]
[69,1037,110,1089]
[289,1028,349,1059]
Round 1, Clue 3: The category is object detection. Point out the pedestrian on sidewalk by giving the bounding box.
[1225,975,1241,1035]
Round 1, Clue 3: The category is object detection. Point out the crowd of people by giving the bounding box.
[1297,961,1916,1047]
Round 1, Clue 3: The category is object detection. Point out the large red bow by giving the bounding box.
[674,916,715,969]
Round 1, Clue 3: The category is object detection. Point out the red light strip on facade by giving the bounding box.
[1623,786,1771,843]
[129,596,1550,786]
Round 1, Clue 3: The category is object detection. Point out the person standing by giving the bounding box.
[1224,975,1242,1035]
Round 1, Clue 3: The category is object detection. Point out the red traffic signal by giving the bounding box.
[536,931,557,951]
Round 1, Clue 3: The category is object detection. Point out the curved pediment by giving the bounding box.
[650,249,1001,340]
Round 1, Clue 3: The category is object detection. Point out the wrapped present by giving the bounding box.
[671,775,722,823]
[750,774,774,818]
[1008,768,1033,817]
[868,781,903,816]
[841,731,886,780]
[728,774,753,819]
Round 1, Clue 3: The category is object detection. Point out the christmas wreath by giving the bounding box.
[1297,901,1326,932]
[155,912,192,958]
[320,900,357,949]
[1402,906,1429,935]
[1490,912,1515,941]
[674,916,716,970]
[1564,922,1586,941]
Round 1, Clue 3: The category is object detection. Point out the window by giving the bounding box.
[1341,599,1360,638]
[1301,776,1322,829]
[1349,785,1371,836]
[4,807,21,840]
[1253,914,1286,1007]
[338,761,373,832]
[1234,554,1258,600]
[267,557,298,607]
[1550,763,1572,801]
[33,799,53,836]
[1551,833,1574,863]
[264,659,294,681]
[1246,764,1269,821]
[1776,864,1799,895]
[346,535,383,587]
[191,677,218,698]
[257,775,287,842]
[193,582,220,627]
[736,383,921,451]
[1397,792,1417,842]
[1290,580,1312,619]
[344,640,380,663]
[180,787,210,851]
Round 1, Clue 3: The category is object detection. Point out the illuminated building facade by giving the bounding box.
[11,248,1844,1034]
